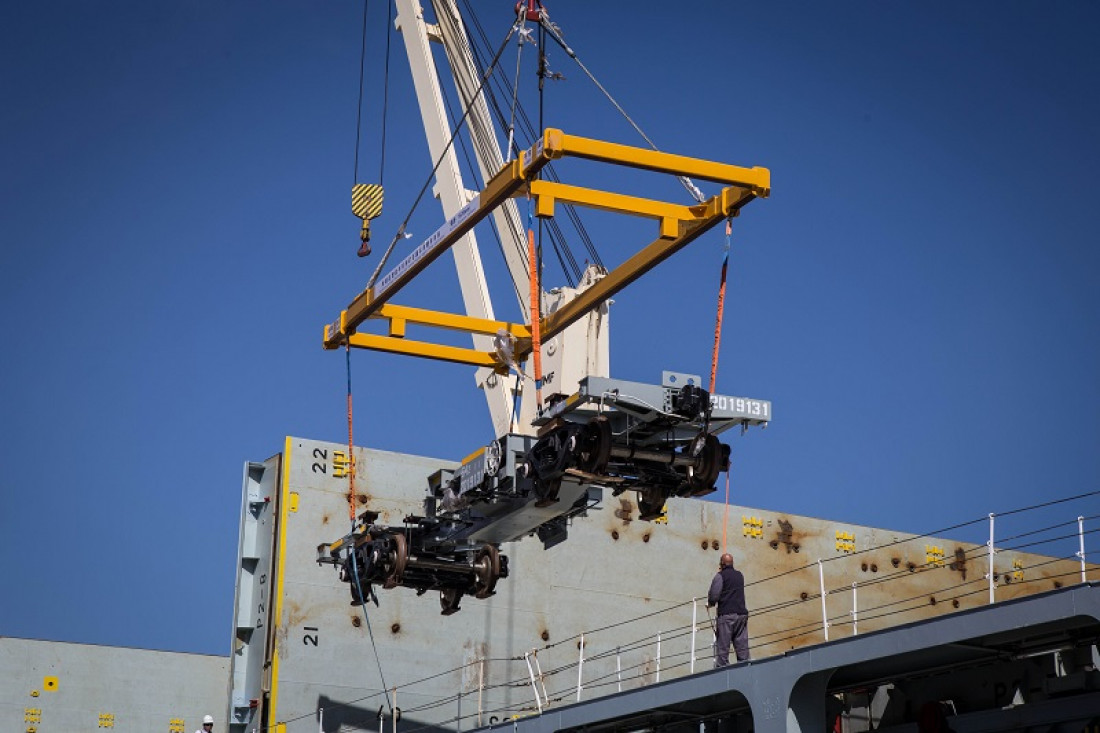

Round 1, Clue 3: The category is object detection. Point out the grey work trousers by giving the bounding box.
[714,612,749,667]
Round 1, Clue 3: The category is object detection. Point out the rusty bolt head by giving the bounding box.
[952,600,960,608]
[541,630,550,642]
[891,557,900,568]
[929,596,937,605]
[612,530,620,540]
[712,540,720,550]
[391,623,401,634]
[800,592,808,601]
[643,533,651,543]
[792,544,801,553]
[352,616,362,628]
[1054,580,1063,589]
[861,563,868,572]
[870,563,878,573]
[357,494,369,505]
[907,562,916,572]
[701,540,709,550]
[769,540,779,549]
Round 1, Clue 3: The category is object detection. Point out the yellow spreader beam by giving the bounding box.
[323,129,769,370]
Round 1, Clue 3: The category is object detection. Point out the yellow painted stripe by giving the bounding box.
[461,446,486,466]
[269,436,293,729]
[352,184,384,219]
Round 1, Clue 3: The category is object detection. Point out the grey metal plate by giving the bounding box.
[245,437,1093,732]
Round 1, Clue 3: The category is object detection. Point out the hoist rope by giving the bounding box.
[344,345,393,711]
[433,76,532,302]
[506,12,527,162]
[352,0,371,183]
[460,0,604,270]
[378,0,394,183]
[344,344,394,712]
[427,4,533,303]
[366,22,519,291]
[349,548,394,712]
[539,21,706,204]
[438,2,584,293]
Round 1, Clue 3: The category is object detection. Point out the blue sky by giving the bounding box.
[2,2,1098,656]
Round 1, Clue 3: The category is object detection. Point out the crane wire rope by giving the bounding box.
[345,0,402,697]
[429,12,579,290]
[460,0,603,270]
[378,0,394,183]
[342,342,394,714]
[352,0,371,184]
[429,46,530,304]
[365,21,520,291]
[434,0,532,286]
[506,9,528,161]
[538,18,706,204]
[442,0,585,302]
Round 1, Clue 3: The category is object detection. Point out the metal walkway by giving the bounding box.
[480,583,1100,732]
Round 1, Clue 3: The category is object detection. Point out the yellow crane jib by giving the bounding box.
[322,128,770,368]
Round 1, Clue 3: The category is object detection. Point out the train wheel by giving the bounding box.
[637,486,667,521]
[691,434,722,489]
[576,416,612,474]
[440,588,463,615]
[382,533,407,589]
[473,544,501,599]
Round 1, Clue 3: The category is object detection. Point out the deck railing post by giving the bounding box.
[656,632,662,683]
[988,513,996,604]
[532,651,549,708]
[478,659,484,727]
[852,582,858,635]
[576,633,585,702]
[524,652,543,714]
[1079,516,1087,583]
[818,559,830,641]
[691,598,698,674]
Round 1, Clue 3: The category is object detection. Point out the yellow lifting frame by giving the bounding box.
[347,304,531,369]
[323,128,769,370]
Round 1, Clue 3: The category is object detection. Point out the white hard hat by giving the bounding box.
[203,715,215,724]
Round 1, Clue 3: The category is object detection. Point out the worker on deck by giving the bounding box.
[195,714,214,733]
[707,553,749,666]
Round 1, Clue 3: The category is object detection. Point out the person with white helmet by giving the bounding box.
[193,714,214,733]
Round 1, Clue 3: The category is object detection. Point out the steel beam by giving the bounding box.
[324,128,768,383]
[537,187,756,345]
